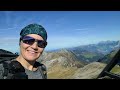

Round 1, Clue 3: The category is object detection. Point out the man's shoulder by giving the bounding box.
[35,61,45,66]
[35,62,46,70]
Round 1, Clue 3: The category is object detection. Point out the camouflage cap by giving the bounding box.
[20,24,47,41]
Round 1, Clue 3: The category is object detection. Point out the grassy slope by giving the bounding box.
[47,64,78,79]
[110,65,120,74]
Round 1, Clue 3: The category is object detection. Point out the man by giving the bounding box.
[0,23,47,79]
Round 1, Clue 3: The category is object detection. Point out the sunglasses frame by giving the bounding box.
[20,36,47,48]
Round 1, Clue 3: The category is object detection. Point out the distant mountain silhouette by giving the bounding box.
[0,49,13,54]
[67,40,120,63]
[0,49,18,62]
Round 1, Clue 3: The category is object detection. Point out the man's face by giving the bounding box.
[20,34,45,62]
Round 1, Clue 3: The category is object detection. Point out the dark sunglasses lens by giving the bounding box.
[23,39,35,45]
[38,41,47,48]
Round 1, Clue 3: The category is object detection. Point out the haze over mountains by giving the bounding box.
[98,49,119,64]
[0,40,120,79]
[50,40,120,63]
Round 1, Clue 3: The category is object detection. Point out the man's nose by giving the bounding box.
[31,42,38,49]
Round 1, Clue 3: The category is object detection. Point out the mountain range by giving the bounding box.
[67,40,120,63]
[0,40,120,79]
[39,49,106,79]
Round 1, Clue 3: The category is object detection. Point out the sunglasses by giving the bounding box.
[21,36,47,48]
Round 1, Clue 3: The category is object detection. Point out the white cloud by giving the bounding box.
[0,37,19,45]
[75,28,88,31]
[0,27,18,31]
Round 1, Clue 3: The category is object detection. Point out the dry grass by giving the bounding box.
[110,65,120,74]
[47,64,78,79]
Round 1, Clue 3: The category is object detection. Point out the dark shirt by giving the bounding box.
[0,60,46,79]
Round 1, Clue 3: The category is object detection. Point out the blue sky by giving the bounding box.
[0,11,120,53]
